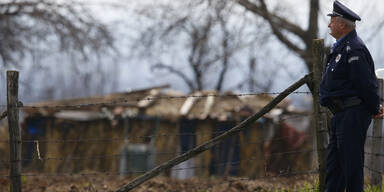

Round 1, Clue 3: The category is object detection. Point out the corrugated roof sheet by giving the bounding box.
[23,86,292,121]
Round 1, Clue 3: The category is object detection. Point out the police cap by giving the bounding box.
[327,1,361,22]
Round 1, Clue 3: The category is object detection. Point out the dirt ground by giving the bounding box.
[0,174,318,192]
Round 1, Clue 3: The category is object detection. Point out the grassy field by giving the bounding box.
[0,174,382,191]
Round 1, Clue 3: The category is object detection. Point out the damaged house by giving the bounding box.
[1,85,312,178]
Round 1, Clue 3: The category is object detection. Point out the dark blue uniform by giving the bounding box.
[320,29,379,114]
[321,1,380,191]
[320,29,380,191]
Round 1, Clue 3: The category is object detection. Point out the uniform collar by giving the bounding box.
[331,30,357,53]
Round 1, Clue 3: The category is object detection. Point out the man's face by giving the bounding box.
[328,17,343,39]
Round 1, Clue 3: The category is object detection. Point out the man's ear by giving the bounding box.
[341,21,347,29]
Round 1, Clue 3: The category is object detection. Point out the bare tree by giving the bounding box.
[133,0,272,92]
[0,0,118,102]
[238,57,279,92]
[18,52,120,102]
[0,0,115,67]
[235,0,318,71]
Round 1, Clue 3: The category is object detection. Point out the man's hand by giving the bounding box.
[373,104,384,119]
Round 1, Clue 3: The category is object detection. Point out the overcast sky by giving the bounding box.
[1,0,384,107]
[98,0,384,92]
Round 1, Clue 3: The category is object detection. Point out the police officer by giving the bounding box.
[320,1,384,191]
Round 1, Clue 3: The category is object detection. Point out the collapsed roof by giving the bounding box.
[23,85,298,122]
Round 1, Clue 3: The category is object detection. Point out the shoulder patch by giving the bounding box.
[348,56,359,63]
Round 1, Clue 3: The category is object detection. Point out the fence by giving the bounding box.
[0,39,382,192]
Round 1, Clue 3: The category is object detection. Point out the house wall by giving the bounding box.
[18,115,313,177]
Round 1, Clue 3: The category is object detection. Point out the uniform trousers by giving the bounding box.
[325,104,371,192]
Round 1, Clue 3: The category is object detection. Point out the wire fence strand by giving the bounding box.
[0,113,315,144]
[0,136,315,164]
[0,91,312,109]
[0,157,319,179]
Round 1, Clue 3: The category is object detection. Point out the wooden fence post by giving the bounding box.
[311,39,328,192]
[370,78,383,186]
[7,71,22,192]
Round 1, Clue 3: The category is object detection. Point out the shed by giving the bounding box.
[7,85,312,178]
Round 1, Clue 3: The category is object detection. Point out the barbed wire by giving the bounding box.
[0,91,312,109]
[0,138,315,164]
[366,136,384,139]
[0,130,312,144]
[364,165,382,175]
[24,148,314,164]
[364,152,384,157]
[0,134,315,165]
[0,157,319,179]
[0,113,315,144]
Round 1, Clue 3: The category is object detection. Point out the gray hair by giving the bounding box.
[337,17,356,29]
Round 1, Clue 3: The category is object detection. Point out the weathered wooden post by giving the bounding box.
[370,78,383,186]
[7,71,22,192]
[311,39,328,192]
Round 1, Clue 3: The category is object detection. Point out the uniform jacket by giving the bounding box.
[320,30,380,115]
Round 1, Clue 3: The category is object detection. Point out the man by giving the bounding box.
[320,1,384,191]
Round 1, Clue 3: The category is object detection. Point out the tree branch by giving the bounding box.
[0,0,114,66]
[152,63,196,91]
[236,0,307,38]
[215,13,230,92]
[236,0,307,57]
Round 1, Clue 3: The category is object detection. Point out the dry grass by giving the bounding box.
[0,174,319,192]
